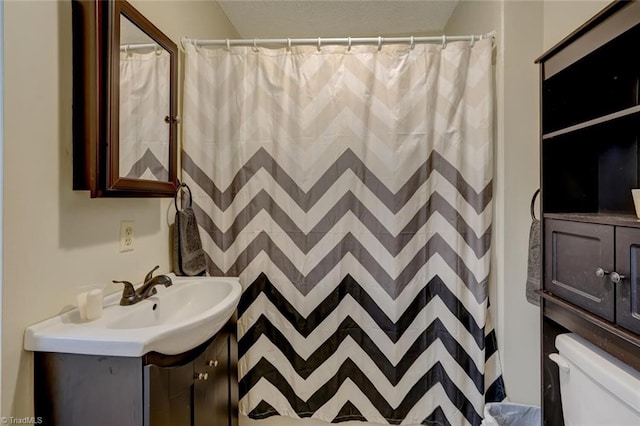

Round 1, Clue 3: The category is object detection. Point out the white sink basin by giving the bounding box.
[24,275,242,357]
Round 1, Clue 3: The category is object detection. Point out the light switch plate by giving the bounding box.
[119,221,135,252]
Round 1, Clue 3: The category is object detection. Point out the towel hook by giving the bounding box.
[174,181,193,211]
[530,188,540,221]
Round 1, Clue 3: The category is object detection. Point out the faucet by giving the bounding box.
[113,266,173,306]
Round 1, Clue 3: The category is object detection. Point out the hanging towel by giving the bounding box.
[526,219,541,306]
[172,206,207,276]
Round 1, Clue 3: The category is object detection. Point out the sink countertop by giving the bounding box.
[24,274,242,357]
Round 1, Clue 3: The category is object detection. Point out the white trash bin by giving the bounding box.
[481,402,541,426]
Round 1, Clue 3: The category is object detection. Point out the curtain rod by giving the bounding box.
[181,31,496,50]
[120,43,160,53]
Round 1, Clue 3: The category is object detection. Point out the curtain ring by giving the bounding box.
[410,36,415,50]
[347,37,352,51]
[470,35,475,47]
[226,38,231,51]
[378,36,383,51]
[442,35,447,49]
[287,38,292,51]
[252,38,259,52]
[317,37,321,52]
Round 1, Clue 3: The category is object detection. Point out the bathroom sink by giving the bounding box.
[24,275,242,357]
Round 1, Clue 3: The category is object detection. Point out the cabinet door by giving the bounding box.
[194,333,230,426]
[35,353,144,426]
[615,227,640,334]
[545,219,615,321]
[144,361,194,426]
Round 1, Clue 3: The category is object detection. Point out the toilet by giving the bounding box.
[550,333,640,426]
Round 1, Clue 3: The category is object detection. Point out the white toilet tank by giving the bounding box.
[551,333,640,426]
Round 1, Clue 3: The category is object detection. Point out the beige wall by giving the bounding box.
[500,0,544,405]
[543,0,611,50]
[2,0,237,416]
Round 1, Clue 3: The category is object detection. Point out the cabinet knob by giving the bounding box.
[611,272,626,284]
[595,267,610,278]
[195,372,209,381]
[207,359,218,367]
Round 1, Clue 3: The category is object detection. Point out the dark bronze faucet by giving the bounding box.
[113,266,173,306]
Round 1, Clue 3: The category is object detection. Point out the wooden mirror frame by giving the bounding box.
[72,0,178,197]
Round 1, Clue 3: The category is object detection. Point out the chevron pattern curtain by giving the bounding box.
[119,50,170,180]
[182,38,505,426]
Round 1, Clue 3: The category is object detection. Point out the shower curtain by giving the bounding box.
[182,38,505,426]
[119,49,170,180]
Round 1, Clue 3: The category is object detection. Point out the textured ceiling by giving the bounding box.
[217,1,460,39]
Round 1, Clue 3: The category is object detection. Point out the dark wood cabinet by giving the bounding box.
[545,219,615,320]
[615,227,640,334]
[545,218,640,333]
[193,333,231,426]
[34,323,237,426]
[144,332,230,426]
[537,1,640,424]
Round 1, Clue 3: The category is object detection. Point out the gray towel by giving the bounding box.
[526,219,541,306]
[172,207,207,276]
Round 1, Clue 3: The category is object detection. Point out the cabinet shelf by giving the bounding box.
[544,212,640,227]
[541,291,640,371]
[542,105,640,140]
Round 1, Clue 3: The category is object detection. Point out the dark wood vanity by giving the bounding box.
[33,320,238,426]
[537,1,640,424]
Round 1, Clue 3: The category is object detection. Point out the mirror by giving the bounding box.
[119,16,171,183]
[72,0,178,197]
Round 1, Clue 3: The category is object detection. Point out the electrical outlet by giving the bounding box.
[119,221,135,252]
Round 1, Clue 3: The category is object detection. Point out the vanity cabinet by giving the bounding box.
[537,1,640,424]
[34,322,238,426]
